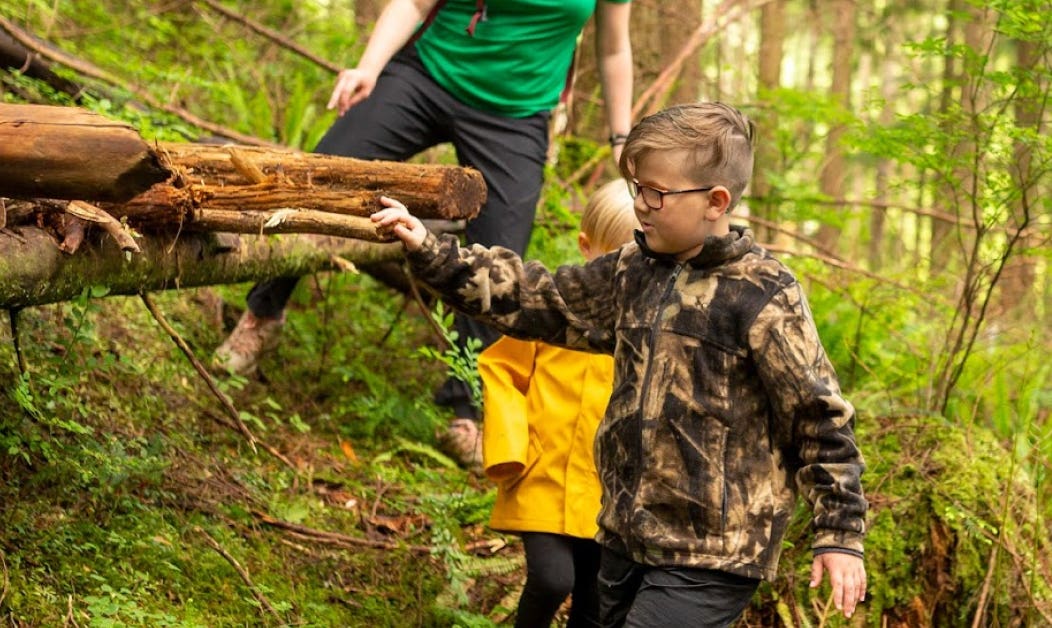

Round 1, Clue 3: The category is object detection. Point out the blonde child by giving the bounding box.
[480,180,637,627]
[373,102,867,627]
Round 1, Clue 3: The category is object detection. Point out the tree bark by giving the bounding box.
[0,103,169,202]
[1,104,486,239]
[0,227,403,310]
[752,0,785,245]
[155,142,485,221]
[815,0,855,253]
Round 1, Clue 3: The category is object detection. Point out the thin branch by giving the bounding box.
[253,510,433,554]
[631,0,774,119]
[194,0,341,73]
[139,292,299,473]
[0,16,276,147]
[196,526,286,622]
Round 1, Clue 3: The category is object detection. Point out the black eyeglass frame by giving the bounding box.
[627,179,716,210]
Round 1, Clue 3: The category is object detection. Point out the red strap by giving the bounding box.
[408,0,448,46]
[466,0,486,36]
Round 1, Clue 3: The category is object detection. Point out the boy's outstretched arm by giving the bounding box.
[371,196,427,250]
[811,551,866,618]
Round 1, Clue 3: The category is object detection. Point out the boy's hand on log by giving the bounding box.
[811,552,866,618]
[371,196,427,251]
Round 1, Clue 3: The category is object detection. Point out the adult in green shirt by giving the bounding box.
[215,0,633,467]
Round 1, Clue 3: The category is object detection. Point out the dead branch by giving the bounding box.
[253,510,434,555]
[0,17,276,146]
[66,200,140,252]
[196,526,286,622]
[194,0,341,73]
[632,0,774,119]
[140,292,301,472]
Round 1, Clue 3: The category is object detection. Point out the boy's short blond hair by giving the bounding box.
[581,179,639,254]
[618,102,755,209]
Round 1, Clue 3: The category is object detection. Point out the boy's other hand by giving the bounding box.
[811,552,866,618]
[371,196,427,251]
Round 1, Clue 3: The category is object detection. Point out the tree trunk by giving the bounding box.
[752,0,785,245]
[0,227,403,310]
[815,0,855,253]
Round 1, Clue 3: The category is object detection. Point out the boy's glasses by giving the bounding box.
[628,179,715,210]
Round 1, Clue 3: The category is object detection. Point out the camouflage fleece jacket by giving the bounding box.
[406,224,866,580]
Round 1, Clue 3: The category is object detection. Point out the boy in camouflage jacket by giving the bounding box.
[373,101,867,627]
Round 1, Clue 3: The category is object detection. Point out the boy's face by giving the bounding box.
[631,149,728,261]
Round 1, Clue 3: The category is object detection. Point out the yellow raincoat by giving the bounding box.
[480,335,614,539]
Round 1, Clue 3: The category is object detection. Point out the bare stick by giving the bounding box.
[139,292,298,472]
[194,0,342,73]
[196,526,285,622]
[0,17,276,147]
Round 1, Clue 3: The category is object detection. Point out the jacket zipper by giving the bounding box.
[632,264,684,501]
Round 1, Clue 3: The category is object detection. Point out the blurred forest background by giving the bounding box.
[0,0,1050,626]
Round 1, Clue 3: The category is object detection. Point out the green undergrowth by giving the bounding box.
[0,273,518,626]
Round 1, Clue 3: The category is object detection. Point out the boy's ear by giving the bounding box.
[578,232,593,258]
[705,186,733,221]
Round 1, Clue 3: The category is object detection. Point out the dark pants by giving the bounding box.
[516,532,601,628]
[597,548,760,628]
[246,48,550,417]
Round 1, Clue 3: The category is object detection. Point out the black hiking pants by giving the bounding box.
[597,548,760,627]
[246,47,550,417]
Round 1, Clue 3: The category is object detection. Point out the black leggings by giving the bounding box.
[246,48,550,416]
[516,532,602,628]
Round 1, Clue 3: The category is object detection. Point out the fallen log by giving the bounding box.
[1,104,486,240]
[156,142,484,221]
[0,226,404,310]
[0,103,169,202]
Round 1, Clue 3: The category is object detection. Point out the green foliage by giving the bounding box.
[418,301,484,413]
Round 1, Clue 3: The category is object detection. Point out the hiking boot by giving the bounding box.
[437,418,483,472]
[212,311,284,376]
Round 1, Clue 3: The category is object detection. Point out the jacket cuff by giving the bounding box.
[812,529,865,556]
[405,231,442,269]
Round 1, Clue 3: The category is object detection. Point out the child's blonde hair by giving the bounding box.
[618,101,755,210]
[581,179,638,254]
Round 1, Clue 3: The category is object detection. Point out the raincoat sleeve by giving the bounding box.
[478,336,537,483]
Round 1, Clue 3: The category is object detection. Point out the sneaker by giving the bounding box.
[212,310,284,376]
[437,418,483,472]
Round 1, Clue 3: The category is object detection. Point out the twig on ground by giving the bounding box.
[139,292,299,472]
[196,526,286,623]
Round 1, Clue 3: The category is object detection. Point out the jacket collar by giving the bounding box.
[634,224,754,270]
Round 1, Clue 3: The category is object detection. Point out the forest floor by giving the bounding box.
[0,273,539,627]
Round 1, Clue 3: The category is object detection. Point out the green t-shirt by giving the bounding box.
[415,0,630,118]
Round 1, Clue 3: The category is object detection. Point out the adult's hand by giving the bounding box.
[326,68,379,116]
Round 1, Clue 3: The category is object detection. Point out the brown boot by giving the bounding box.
[436,418,483,472]
[212,311,284,376]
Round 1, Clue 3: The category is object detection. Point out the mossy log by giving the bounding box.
[0,226,404,310]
